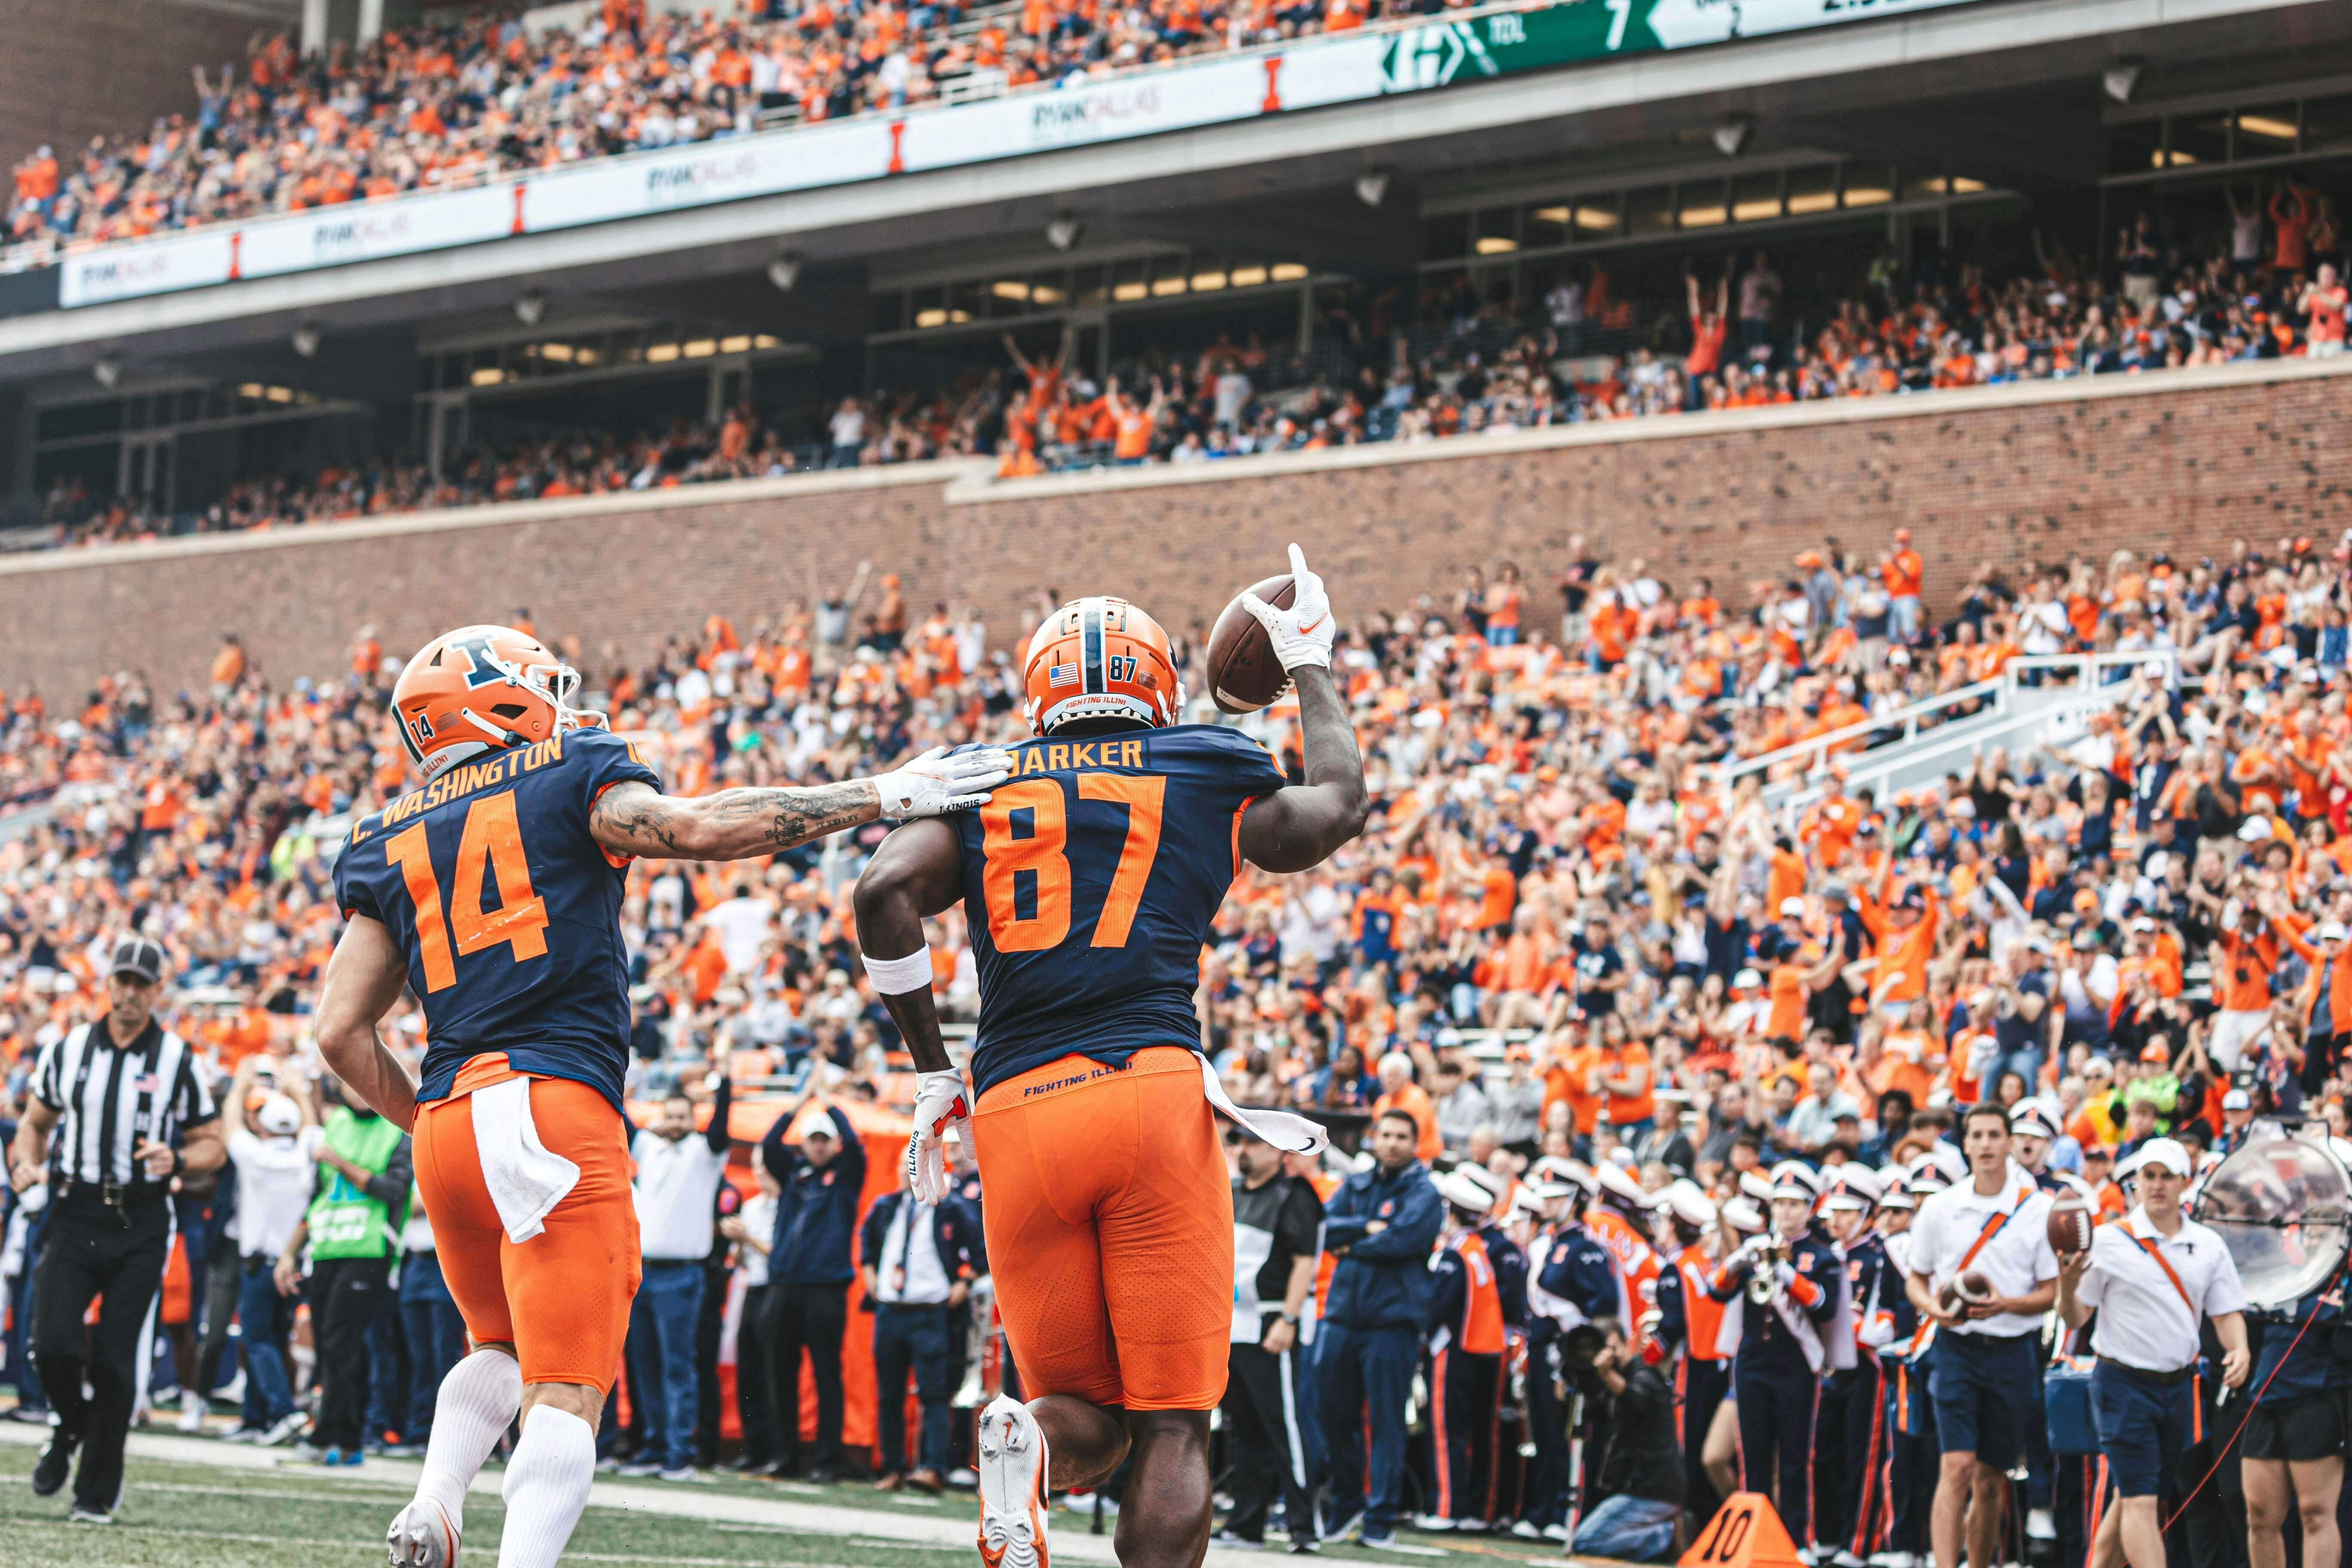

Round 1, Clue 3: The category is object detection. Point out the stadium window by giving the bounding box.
[178,389,202,423]
[1424,214,1469,262]
[1841,167,1893,207]
[2304,94,2352,150]
[1152,274,1188,296]
[915,308,949,328]
[1270,263,1308,282]
[1113,258,1148,300]
[2172,114,2230,164]
[1191,268,1229,291]
[1678,179,1729,227]
[1786,167,1837,215]
[683,339,718,358]
[647,342,681,362]
[1574,201,1621,238]
[540,342,575,363]
[1731,172,1782,223]
[1473,208,1517,254]
[124,396,149,432]
[1229,264,1269,288]
[990,280,1030,318]
[1030,274,1067,306]
[2236,104,2300,151]
[1072,266,1108,306]
[753,335,779,349]
[1901,173,1986,200]
[574,343,603,365]
[872,293,905,334]
[2106,121,2164,177]
[1626,186,1674,236]
[1523,205,1568,249]
[471,368,507,386]
[950,280,985,320]
[720,336,751,353]
[35,399,122,442]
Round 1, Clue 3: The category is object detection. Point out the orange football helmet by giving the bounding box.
[1023,596,1183,734]
[390,625,605,781]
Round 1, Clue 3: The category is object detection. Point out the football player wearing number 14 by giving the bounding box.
[854,545,1367,1568]
[309,625,1013,1568]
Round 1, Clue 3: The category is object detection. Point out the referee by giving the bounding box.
[6,937,224,1525]
[2057,1137,2249,1568]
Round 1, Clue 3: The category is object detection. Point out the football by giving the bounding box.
[2047,1190,2094,1256]
[1938,1270,1997,1314]
[1205,574,1295,714]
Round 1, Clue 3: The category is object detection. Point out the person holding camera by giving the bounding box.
[2055,1137,2248,1568]
[1567,1316,1685,1562]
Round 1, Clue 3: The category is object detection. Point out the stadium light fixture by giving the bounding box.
[766,254,802,292]
[513,289,548,327]
[1355,168,1392,208]
[1046,215,1083,252]
[1712,119,1752,158]
[291,323,322,359]
[2104,62,2142,104]
[92,355,123,390]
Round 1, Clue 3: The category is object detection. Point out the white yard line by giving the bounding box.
[0,1419,1285,1566]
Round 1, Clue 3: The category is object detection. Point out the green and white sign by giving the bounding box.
[1378,0,1982,94]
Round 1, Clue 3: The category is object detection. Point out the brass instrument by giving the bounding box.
[1746,1234,1791,1305]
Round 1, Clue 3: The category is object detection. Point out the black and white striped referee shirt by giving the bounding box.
[31,1018,217,1191]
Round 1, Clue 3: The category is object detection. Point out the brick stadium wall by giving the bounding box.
[6,355,2352,701]
[0,0,281,189]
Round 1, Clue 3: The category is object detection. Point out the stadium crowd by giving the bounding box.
[4,0,1381,260]
[3,521,2352,1561]
[26,183,2352,553]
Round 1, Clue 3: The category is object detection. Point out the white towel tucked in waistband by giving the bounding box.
[469,1076,580,1243]
[1197,1052,1329,1158]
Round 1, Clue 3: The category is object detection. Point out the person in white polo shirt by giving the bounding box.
[2056,1136,2248,1568]
[1904,1102,2058,1568]
[624,1073,733,1481]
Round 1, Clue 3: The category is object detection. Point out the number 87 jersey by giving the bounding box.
[332,727,661,1115]
[946,725,1286,1099]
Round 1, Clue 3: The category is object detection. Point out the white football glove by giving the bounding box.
[906,1069,971,1206]
[873,746,1014,819]
[1240,542,1335,673]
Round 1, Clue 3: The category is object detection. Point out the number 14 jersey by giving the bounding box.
[333,728,660,1114]
[946,725,1285,1098]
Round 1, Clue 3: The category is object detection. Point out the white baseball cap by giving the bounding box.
[2119,1137,2193,1180]
[256,1094,302,1137]
[1779,897,1808,918]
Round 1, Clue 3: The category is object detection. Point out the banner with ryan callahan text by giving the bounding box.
[53,0,1980,310]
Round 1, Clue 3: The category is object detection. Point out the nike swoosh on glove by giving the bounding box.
[875,746,1015,819]
[907,1069,971,1205]
[1239,542,1335,672]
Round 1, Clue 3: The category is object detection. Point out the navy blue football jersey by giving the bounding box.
[333,727,659,1114]
[946,725,1286,1096]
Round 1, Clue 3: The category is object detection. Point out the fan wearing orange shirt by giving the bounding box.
[1373,1051,1443,1163]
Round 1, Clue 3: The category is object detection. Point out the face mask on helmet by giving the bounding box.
[395,626,606,781]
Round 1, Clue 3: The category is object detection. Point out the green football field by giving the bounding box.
[0,1431,1529,1567]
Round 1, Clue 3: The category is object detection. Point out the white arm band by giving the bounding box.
[861,946,936,995]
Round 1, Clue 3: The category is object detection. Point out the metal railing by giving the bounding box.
[1717,676,2005,793]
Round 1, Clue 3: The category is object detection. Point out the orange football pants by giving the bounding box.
[410,1057,640,1391]
[972,1046,1234,1412]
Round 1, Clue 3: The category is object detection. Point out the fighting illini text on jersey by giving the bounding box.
[949,725,1284,1096]
[333,726,659,1114]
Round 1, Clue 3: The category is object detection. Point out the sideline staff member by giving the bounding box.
[1905,1103,2057,1568]
[6,938,224,1523]
[2057,1137,2249,1568]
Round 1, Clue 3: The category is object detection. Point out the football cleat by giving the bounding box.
[977,1394,1050,1568]
[386,1498,460,1568]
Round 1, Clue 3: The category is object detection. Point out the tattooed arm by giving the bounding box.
[588,744,1016,861]
[590,778,879,859]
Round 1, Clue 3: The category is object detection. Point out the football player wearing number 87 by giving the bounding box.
[309,624,1013,1568]
[853,543,1366,1568]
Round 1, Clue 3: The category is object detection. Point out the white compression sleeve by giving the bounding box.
[497,1406,597,1568]
[413,1347,523,1534]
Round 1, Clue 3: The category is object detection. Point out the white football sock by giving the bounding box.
[413,1348,523,1535]
[497,1407,597,1568]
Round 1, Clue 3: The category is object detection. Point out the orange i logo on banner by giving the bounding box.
[1677,1493,1805,1568]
